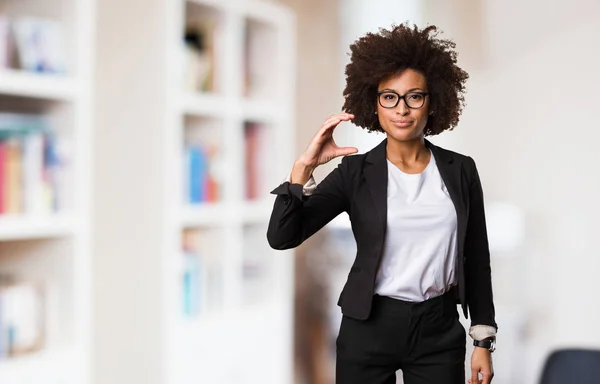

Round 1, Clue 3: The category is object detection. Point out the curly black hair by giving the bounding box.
[342,23,469,136]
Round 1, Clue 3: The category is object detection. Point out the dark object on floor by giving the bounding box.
[540,348,600,384]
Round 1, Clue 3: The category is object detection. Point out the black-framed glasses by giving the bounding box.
[377,91,429,109]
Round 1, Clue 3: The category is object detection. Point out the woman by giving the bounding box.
[267,23,497,384]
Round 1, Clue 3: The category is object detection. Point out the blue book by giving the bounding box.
[182,250,202,316]
[188,147,200,203]
[188,146,208,203]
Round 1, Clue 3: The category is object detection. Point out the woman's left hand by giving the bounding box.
[469,347,494,384]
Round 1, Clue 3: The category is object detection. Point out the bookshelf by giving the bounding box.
[0,0,93,384]
[93,0,294,382]
[165,0,296,383]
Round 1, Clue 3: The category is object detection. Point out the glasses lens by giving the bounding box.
[379,92,399,108]
[405,92,425,108]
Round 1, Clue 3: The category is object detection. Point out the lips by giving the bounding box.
[391,120,413,128]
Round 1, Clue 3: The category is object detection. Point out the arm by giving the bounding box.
[464,156,497,330]
[267,156,350,250]
[465,157,497,384]
[266,112,357,250]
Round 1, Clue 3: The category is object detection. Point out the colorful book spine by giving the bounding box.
[0,142,6,214]
[184,143,220,204]
[0,113,66,215]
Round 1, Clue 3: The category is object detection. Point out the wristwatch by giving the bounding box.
[473,337,496,353]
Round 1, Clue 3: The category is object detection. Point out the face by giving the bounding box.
[376,69,431,143]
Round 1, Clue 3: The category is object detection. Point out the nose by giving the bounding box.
[396,98,410,115]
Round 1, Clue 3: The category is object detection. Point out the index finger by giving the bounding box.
[329,112,355,119]
[471,370,480,384]
[317,115,354,136]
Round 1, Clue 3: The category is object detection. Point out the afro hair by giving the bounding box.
[342,23,469,136]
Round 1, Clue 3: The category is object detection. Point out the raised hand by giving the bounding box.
[291,113,358,185]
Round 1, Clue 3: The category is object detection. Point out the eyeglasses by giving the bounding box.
[377,91,429,109]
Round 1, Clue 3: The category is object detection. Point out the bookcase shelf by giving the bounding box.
[0,347,79,384]
[240,99,284,122]
[0,70,79,101]
[180,203,227,227]
[181,95,285,121]
[180,93,227,116]
[180,200,274,228]
[0,0,93,383]
[240,200,273,223]
[0,214,76,240]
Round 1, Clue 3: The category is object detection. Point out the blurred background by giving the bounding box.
[0,0,599,383]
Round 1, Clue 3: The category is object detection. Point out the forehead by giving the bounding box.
[378,69,427,92]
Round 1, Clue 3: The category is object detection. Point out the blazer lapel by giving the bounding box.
[425,139,468,266]
[363,139,389,233]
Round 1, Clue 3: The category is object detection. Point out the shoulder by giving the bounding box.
[340,152,368,166]
[334,153,366,182]
[428,140,485,188]
[430,141,478,171]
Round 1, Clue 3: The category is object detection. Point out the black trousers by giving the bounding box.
[336,290,466,384]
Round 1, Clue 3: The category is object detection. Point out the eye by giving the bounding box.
[408,93,423,101]
[383,93,397,100]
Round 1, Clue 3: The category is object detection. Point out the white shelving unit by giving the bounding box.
[93,0,295,382]
[0,0,93,384]
[163,0,296,383]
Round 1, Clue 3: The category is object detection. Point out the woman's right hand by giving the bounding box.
[291,113,358,185]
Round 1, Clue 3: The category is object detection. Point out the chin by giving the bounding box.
[388,129,419,142]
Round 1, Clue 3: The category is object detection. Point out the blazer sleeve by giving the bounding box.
[267,156,350,250]
[464,156,498,330]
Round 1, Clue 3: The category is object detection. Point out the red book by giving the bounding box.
[245,123,259,200]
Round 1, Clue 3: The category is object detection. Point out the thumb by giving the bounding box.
[336,146,359,157]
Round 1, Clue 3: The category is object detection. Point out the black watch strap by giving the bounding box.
[473,339,496,352]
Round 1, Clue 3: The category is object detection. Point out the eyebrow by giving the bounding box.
[379,87,426,93]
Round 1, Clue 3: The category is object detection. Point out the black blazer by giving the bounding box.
[267,138,497,329]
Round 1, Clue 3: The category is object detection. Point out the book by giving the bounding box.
[0,279,46,359]
[244,122,272,200]
[180,229,223,315]
[184,143,221,204]
[0,113,64,215]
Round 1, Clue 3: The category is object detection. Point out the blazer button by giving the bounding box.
[283,196,290,205]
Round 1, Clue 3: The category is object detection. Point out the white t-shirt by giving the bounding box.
[374,149,459,301]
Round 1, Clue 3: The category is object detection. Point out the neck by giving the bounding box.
[386,136,428,164]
